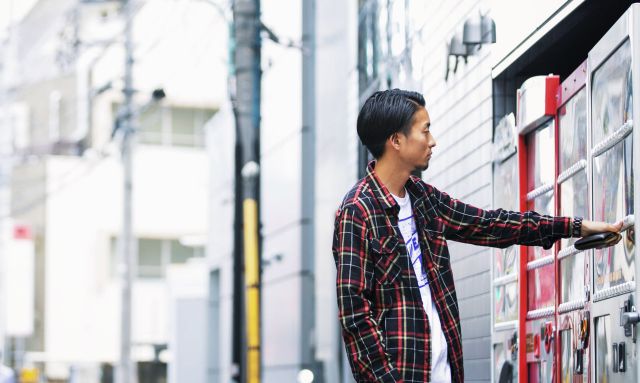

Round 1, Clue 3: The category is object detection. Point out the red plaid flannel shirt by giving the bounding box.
[333,162,574,382]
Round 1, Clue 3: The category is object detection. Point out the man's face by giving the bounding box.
[396,107,436,171]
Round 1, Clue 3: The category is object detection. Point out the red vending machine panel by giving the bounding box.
[517,75,560,383]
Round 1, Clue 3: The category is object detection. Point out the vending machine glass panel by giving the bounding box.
[494,245,517,280]
[494,154,520,279]
[527,265,555,310]
[559,230,588,304]
[493,342,505,382]
[558,87,589,304]
[591,38,635,294]
[492,113,520,382]
[529,120,556,189]
[494,342,516,383]
[527,119,556,263]
[525,121,556,312]
[559,88,588,171]
[495,281,519,324]
[594,315,612,382]
[591,39,632,146]
[560,329,573,382]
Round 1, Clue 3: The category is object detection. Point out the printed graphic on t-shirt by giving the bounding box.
[398,214,428,288]
[392,191,452,382]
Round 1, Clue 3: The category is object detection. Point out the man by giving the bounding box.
[332,89,622,382]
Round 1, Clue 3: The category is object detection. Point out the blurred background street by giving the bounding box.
[0,1,639,383]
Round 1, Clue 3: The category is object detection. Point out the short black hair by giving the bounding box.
[357,89,426,158]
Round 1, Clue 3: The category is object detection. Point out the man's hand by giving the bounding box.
[580,220,623,237]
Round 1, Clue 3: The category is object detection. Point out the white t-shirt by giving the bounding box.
[392,189,452,383]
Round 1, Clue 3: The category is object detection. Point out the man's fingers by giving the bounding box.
[606,221,624,233]
[613,221,624,232]
[613,221,624,233]
[581,220,625,236]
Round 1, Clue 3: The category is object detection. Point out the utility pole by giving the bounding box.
[118,0,135,382]
[301,0,320,381]
[229,16,245,383]
[232,0,262,382]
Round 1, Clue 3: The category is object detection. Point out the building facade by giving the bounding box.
[1,0,225,381]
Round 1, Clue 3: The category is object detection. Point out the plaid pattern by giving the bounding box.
[333,161,574,382]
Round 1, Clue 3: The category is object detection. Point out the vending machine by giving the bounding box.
[508,6,640,382]
[586,5,638,382]
[556,61,590,382]
[492,113,520,383]
[516,74,560,383]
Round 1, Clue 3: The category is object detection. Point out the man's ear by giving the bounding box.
[389,132,401,150]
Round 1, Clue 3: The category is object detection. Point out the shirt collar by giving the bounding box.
[365,161,425,211]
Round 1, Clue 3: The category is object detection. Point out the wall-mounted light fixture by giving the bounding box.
[445,11,496,80]
[445,34,472,81]
[464,12,496,47]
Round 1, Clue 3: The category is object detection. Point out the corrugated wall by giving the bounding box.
[414,2,494,381]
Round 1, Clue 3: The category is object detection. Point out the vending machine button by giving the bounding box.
[620,295,638,339]
[509,331,518,361]
[543,322,554,354]
[621,310,640,326]
[574,349,583,375]
[584,284,590,301]
[580,312,590,349]
[533,334,541,358]
[618,342,626,372]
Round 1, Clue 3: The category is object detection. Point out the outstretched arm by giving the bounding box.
[430,187,573,248]
[430,187,624,248]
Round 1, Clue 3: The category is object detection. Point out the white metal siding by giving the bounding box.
[415,2,494,381]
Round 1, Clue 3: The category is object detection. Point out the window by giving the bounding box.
[111,237,204,279]
[112,103,216,148]
[138,239,164,278]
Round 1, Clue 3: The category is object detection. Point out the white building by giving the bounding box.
[1,0,227,381]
